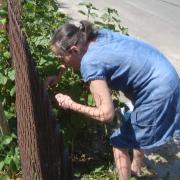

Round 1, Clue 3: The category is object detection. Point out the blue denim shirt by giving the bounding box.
[80,29,179,107]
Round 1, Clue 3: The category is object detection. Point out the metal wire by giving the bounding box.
[7,0,71,179]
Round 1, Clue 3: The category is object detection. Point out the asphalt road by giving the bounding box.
[58,0,180,75]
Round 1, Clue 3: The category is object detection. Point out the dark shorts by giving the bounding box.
[110,82,180,149]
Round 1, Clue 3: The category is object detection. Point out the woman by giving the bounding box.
[47,20,180,180]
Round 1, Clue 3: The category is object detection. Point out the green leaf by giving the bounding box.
[4,156,11,165]
[94,165,104,173]
[0,161,4,171]
[4,111,15,120]
[79,2,88,6]
[92,6,98,10]
[130,177,137,180]
[0,9,8,17]
[39,57,47,65]
[87,94,95,106]
[10,87,16,97]
[32,36,49,47]
[9,158,17,171]
[0,75,8,85]
[3,136,13,145]
[8,70,15,81]
[94,21,106,26]
[89,12,98,18]
[13,156,20,170]
[0,18,6,25]
[78,10,86,15]
[0,175,9,180]
[3,51,11,59]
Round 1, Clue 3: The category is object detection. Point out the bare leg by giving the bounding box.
[131,149,144,176]
[113,147,131,180]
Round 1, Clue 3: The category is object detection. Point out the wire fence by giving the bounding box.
[7,0,72,179]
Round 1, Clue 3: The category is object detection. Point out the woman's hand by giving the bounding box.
[44,65,66,89]
[55,93,73,109]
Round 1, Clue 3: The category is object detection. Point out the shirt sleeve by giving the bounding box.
[80,56,106,82]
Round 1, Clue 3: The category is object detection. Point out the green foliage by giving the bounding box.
[0,4,18,177]
[79,2,98,20]
[0,134,20,178]
[84,165,117,180]
[0,0,66,177]
[79,2,129,35]
[0,6,16,132]
[21,0,66,77]
[0,175,9,180]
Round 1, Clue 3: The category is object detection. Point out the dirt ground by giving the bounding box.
[143,137,180,180]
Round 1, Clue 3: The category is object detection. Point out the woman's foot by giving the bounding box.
[131,161,142,177]
[131,149,144,177]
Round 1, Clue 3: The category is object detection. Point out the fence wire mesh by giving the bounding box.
[7,0,71,179]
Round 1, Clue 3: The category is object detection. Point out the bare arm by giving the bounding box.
[55,80,115,122]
